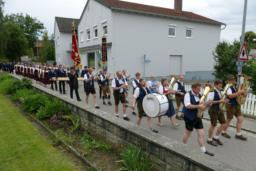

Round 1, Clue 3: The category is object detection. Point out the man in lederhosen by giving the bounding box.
[222,75,247,141]
[131,72,141,115]
[112,71,129,121]
[100,69,112,105]
[206,80,227,146]
[182,83,214,156]
[84,68,100,109]
[173,75,186,120]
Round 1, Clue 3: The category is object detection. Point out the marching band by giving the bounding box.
[2,62,249,157]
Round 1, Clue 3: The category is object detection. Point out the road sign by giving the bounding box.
[239,43,248,61]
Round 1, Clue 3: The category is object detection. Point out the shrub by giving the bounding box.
[0,73,13,82]
[0,74,32,95]
[55,129,76,145]
[36,99,69,120]
[11,88,36,102]
[6,78,32,95]
[120,146,152,171]
[80,133,111,154]
[62,114,81,132]
[0,78,17,94]
[23,94,49,114]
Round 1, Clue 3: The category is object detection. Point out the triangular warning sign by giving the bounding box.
[239,44,248,61]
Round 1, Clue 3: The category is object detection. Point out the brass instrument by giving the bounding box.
[237,75,251,105]
[168,76,176,100]
[220,83,232,111]
[197,86,211,119]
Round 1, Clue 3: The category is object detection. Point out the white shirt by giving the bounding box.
[111,78,127,93]
[158,85,164,94]
[184,91,200,107]
[100,74,106,82]
[84,73,93,81]
[173,81,184,91]
[207,88,221,101]
[132,79,140,88]
[158,85,169,95]
[227,87,236,95]
[133,87,149,98]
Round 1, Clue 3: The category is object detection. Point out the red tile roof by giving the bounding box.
[95,0,223,25]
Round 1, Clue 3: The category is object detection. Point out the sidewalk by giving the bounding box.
[204,112,256,134]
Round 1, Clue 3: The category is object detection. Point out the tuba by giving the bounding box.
[168,76,176,100]
[237,75,251,105]
[220,83,232,111]
[197,86,212,119]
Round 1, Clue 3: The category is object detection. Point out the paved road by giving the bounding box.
[28,79,256,171]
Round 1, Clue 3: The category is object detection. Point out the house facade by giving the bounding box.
[77,0,223,77]
[54,17,79,67]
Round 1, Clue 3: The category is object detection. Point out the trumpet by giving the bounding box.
[237,75,251,105]
[197,86,212,119]
[168,76,176,100]
[220,83,232,111]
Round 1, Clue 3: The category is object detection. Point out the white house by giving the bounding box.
[77,0,224,77]
[54,17,79,67]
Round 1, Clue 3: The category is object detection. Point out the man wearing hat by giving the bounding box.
[222,75,247,141]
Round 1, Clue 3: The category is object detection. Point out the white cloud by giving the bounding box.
[4,0,256,42]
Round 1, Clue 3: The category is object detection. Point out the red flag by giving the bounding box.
[71,21,81,67]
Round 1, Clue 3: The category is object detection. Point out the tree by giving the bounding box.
[5,13,44,49]
[245,31,256,51]
[213,41,240,81]
[39,32,55,63]
[0,0,5,56]
[4,21,29,61]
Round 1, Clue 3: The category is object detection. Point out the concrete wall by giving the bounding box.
[111,11,221,77]
[30,81,239,171]
[54,22,74,67]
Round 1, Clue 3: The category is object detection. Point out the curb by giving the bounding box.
[28,115,100,171]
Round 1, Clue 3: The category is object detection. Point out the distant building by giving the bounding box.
[54,17,79,67]
[77,0,224,76]
[55,0,224,77]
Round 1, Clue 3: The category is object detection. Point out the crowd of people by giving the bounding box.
[0,62,248,157]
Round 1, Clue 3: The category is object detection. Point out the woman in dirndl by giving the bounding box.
[157,78,179,128]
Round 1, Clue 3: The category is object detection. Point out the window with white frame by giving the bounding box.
[87,29,90,40]
[93,26,98,38]
[80,31,84,42]
[168,25,176,37]
[186,28,192,38]
[103,25,108,35]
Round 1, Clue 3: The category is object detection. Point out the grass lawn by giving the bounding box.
[0,94,78,171]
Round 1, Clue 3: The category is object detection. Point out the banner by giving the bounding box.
[101,37,107,64]
[71,20,81,67]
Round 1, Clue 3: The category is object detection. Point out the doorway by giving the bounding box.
[169,55,182,75]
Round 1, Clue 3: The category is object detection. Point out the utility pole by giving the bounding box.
[237,0,248,76]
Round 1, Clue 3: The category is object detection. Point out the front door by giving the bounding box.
[169,55,182,75]
[87,52,95,68]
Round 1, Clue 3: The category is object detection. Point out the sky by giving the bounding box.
[3,0,256,42]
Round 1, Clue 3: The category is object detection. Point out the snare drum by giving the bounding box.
[142,93,169,118]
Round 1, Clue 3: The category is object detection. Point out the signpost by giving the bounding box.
[237,0,248,86]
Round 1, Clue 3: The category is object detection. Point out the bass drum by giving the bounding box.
[142,93,169,118]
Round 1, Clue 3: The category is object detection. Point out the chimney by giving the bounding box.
[174,0,182,13]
